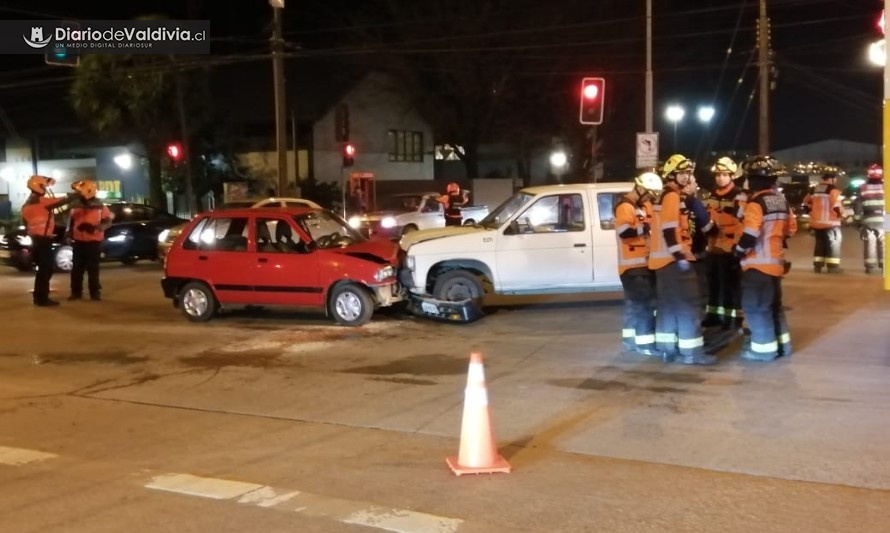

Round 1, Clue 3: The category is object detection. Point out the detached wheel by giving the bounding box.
[180,281,218,322]
[54,245,74,272]
[329,283,373,326]
[432,270,484,302]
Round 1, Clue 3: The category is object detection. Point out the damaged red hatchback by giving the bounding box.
[161,207,404,326]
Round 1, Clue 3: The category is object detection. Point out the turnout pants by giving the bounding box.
[71,241,102,297]
[740,269,791,358]
[655,261,705,357]
[812,226,842,271]
[704,253,743,328]
[861,227,885,271]
[31,236,56,304]
[619,267,656,351]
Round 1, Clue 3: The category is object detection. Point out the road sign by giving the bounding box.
[636,132,659,169]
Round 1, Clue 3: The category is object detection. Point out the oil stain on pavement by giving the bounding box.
[33,350,147,365]
[341,353,466,377]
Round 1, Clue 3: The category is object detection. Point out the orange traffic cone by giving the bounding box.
[446,351,511,476]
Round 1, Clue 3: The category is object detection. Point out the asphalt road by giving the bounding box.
[1,228,889,532]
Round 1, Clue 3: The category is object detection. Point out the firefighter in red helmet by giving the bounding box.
[854,164,884,273]
[437,182,469,226]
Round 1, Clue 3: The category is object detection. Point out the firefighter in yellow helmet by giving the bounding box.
[733,155,797,361]
[703,156,747,329]
[648,154,714,364]
[67,180,114,301]
[21,175,83,306]
[437,182,469,226]
[614,171,662,357]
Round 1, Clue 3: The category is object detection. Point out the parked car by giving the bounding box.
[160,206,403,326]
[2,202,187,272]
[156,197,323,262]
[348,192,489,238]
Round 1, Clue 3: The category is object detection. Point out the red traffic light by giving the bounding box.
[343,143,355,167]
[344,143,356,156]
[579,77,606,125]
[166,142,183,161]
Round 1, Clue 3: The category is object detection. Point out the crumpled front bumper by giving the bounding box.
[405,293,484,323]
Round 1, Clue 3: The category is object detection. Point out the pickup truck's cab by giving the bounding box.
[398,183,631,305]
[349,192,489,238]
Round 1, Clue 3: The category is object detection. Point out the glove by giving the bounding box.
[676,259,691,272]
[77,222,97,233]
[732,245,746,260]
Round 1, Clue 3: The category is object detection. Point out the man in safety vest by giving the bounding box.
[21,175,83,306]
[649,154,715,365]
[854,164,884,274]
[614,171,662,357]
[803,167,845,273]
[703,156,747,329]
[733,155,797,361]
[437,182,469,227]
[67,180,114,301]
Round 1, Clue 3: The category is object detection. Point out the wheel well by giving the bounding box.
[426,261,492,295]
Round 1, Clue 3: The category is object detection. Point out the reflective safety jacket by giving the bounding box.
[69,200,114,242]
[648,182,693,270]
[614,194,652,275]
[857,181,884,230]
[736,189,797,277]
[705,184,746,253]
[21,195,61,237]
[804,182,842,229]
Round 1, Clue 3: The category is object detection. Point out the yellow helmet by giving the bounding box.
[72,179,98,200]
[27,175,55,195]
[634,171,663,193]
[661,154,694,178]
[710,156,738,175]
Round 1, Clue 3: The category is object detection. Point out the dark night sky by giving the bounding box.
[0,0,885,156]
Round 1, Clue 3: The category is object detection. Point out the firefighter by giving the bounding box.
[703,156,746,329]
[21,175,83,307]
[614,171,662,357]
[803,167,845,273]
[733,156,797,361]
[67,180,114,301]
[649,154,715,365]
[437,182,469,226]
[680,173,715,312]
[854,164,884,274]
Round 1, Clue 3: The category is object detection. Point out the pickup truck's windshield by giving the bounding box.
[379,194,425,212]
[479,192,535,228]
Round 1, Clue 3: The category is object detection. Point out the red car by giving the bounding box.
[160,207,404,326]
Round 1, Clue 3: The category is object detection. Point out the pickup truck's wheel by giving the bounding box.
[432,270,484,302]
[329,283,373,326]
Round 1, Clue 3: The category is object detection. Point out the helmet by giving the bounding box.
[634,171,663,193]
[710,156,738,175]
[446,182,460,194]
[821,165,844,180]
[72,179,98,200]
[742,155,783,179]
[867,164,883,181]
[26,175,55,195]
[661,154,694,178]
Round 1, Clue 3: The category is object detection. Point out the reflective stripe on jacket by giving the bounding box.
[858,182,884,229]
[804,183,842,229]
[614,196,651,275]
[705,184,746,253]
[739,189,797,277]
[648,183,693,270]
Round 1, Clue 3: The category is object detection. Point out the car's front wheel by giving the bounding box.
[54,245,74,272]
[329,283,373,326]
[180,281,218,322]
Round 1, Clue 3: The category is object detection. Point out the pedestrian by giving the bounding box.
[703,156,747,329]
[437,182,469,226]
[733,155,797,361]
[68,180,114,301]
[614,171,662,357]
[649,154,715,365]
[803,167,845,273]
[20,175,82,307]
[854,164,884,274]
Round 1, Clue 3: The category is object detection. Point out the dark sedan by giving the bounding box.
[2,202,187,272]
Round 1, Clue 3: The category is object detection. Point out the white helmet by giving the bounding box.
[635,171,663,193]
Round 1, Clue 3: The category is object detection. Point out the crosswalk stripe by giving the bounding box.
[0,446,57,466]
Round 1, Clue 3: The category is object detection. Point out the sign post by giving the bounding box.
[636,132,659,170]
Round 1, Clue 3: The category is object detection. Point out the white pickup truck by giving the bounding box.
[350,192,489,239]
[397,183,631,314]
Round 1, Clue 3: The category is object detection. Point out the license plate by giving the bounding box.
[421,301,439,314]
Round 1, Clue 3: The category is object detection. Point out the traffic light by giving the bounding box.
[343,143,355,168]
[44,21,80,67]
[166,142,183,162]
[579,77,606,125]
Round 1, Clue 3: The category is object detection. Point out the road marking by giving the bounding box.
[0,446,57,466]
[145,473,463,533]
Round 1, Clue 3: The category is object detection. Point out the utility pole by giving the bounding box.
[645,0,653,134]
[757,0,770,154]
[270,0,288,195]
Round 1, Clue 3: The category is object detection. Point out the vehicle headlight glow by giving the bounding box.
[380,216,397,229]
[107,233,128,243]
[17,235,32,246]
[157,229,170,243]
[348,216,361,228]
[374,265,395,281]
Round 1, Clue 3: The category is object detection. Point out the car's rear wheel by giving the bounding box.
[54,245,73,272]
[432,270,484,302]
[329,283,373,327]
[401,224,418,236]
[180,281,217,322]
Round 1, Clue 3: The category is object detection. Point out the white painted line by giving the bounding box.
[0,446,57,466]
[145,473,463,533]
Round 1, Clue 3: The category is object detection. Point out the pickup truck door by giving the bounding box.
[590,191,622,286]
[495,193,593,289]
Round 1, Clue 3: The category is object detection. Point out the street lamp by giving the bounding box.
[665,105,685,152]
[549,150,568,181]
[697,105,715,124]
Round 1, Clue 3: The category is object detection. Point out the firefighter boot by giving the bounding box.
[677,351,717,366]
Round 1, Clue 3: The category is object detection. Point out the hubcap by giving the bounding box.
[55,247,74,272]
[182,288,208,317]
[444,280,478,301]
[334,291,363,321]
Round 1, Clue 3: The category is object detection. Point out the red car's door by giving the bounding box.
[251,216,323,307]
[177,215,255,304]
